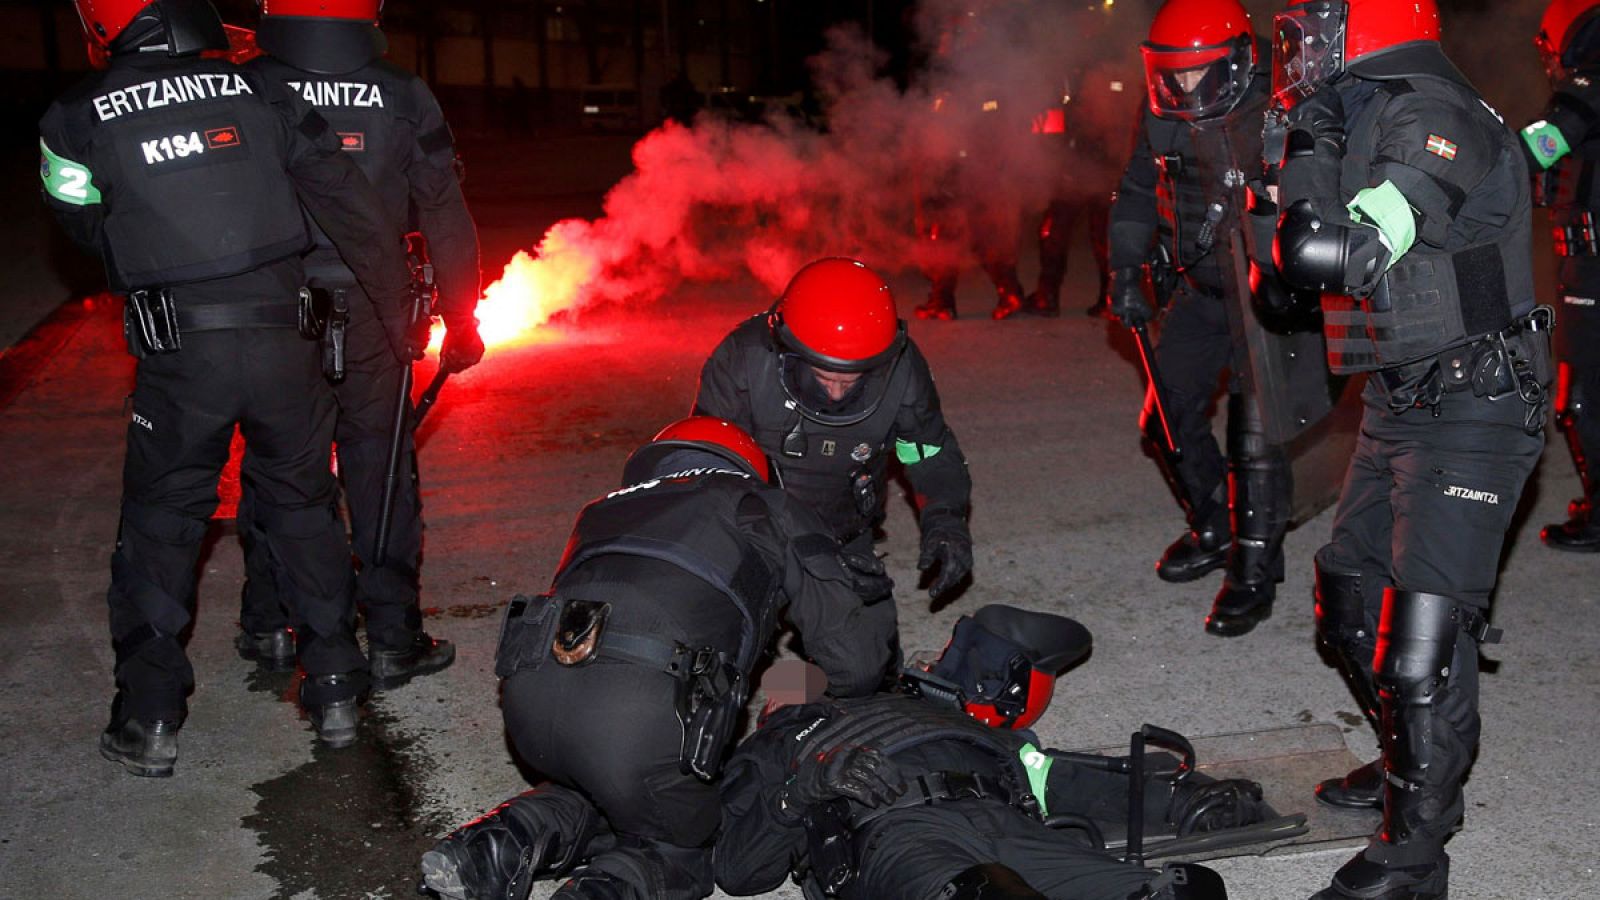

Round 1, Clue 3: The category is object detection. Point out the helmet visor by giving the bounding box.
[1272,2,1347,109]
[777,352,899,427]
[1141,36,1254,121]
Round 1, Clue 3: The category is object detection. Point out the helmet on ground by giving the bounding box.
[257,0,386,74]
[620,416,770,486]
[1272,0,1441,108]
[1537,0,1600,81]
[769,258,905,374]
[75,0,227,61]
[902,604,1091,730]
[1140,0,1257,121]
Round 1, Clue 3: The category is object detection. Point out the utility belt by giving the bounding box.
[1553,210,1599,257]
[122,286,323,359]
[802,770,1033,897]
[493,593,748,782]
[1376,306,1555,433]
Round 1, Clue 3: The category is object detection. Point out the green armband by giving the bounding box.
[1347,180,1415,268]
[894,438,943,465]
[1521,119,1572,170]
[39,138,101,206]
[1018,742,1053,818]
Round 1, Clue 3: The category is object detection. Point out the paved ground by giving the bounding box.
[0,133,1595,900]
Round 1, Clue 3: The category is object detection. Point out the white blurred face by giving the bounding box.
[810,367,863,402]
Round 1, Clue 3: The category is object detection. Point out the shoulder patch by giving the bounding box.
[1424,133,1457,161]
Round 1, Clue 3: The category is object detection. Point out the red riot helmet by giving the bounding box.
[1537,0,1600,83]
[75,0,227,63]
[902,605,1091,730]
[257,0,386,75]
[1140,0,1257,121]
[620,416,771,486]
[767,258,908,426]
[1272,0,1441,109]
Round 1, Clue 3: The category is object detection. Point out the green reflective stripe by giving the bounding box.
[1521,119,1572,170]
[39,138,100,206]
[894,439,943,465]
[1018,742,1052,818]
[1347,180,1416,268]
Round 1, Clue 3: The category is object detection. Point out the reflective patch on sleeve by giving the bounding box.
[894,438,944,464]
[1521,119,1571,170]
[1347,180,1416,268]
[39,138,101,206]
[1017,742,1052,818]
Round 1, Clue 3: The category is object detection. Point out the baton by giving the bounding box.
[412,367,451,429]
[1132,323,1183,460]
[373,360,412,568]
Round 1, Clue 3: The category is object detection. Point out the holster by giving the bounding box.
[676,648,747,781]
[124,288,182,357]
[802,798,858,897]
[315,288,351,383]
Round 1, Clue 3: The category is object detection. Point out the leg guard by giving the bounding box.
[1140,862,1228,900]
[1206,395,1289,634]
[1033,200,1070,312]
[553,839,711,900]
[1312,556,1386,811]
[1370,589,1476,864]
[940,863,1049,900]
[421,784,603,900]
[1544,363,1600,550]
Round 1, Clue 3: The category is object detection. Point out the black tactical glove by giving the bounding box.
[441,316,486,373]
[1107,266,1153,328]
[839,549,894,605]
[1165,777,1266,836]
[782,746,906,812]
[384,314,427,365]
[917,514,973,601]
[1286,86,1346,157]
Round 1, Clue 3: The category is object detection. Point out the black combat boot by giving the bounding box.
[1205,396,1288,636]
[1540,493,1600,551]
[1204,541,1279,637]
[100,717,180,778]
[370,631,456,691]
[1156,500,1230,583]
[234,627,296,671]
[300,673,362,747]
[1309,853,1447,900]
[423,788,596,900]
[1316,758,1383,810]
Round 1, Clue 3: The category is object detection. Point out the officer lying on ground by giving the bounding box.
[419,417,894,900]
[714,605,1277,900]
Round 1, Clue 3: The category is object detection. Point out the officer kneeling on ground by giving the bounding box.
[714,605,1269,900]
[694,257,974,646]
[419,417,895,900]
[41,0,417,770]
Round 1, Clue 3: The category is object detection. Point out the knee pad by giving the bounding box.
[1142,862,1228,900]
[940,863,1049,900]
[1374,589,1464,785]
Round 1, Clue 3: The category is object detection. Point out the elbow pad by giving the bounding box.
[1274,199,1387,294]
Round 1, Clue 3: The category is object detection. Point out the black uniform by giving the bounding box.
[39,51,413,725]
[694,315,973,605]
[714,694,1233,900]
[486,461,894,899]
[1521,67,1600,548]
[1274,43,1549,898]
[1107,71,1294,629]
[237,54,481,657]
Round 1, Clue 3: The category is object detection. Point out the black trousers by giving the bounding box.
[1037,193,1111,306]
[1147,283,1235,516]
[502,660,715,900]
[1317,382,1543,861]
[845,803,1156,900]
[240,299,424,652]
[110,328,361,722]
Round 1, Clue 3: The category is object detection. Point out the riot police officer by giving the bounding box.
[40,0,417,772]
[233,0,484,686]
[1521,0,1600,551]
[419,418,894,900]
[1270,1,1552,896]
[714,606,1243,900]
[693,258,975,618]
[1107,0,1310,636]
